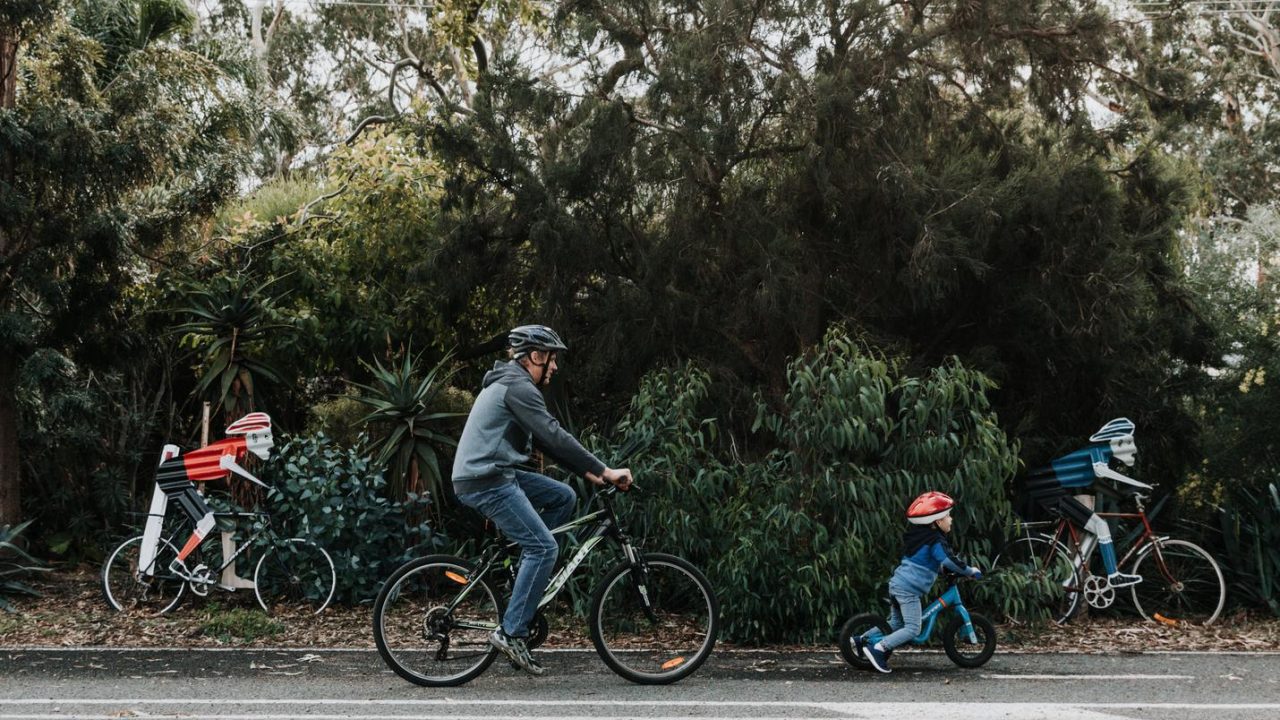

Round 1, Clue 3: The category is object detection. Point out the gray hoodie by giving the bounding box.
[451,360,606,495]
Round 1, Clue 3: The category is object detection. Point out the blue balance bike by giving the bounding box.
[838,572,996,669]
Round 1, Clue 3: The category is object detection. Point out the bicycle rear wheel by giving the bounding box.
[101,535,186,615]
[253,538,336,614]
[372,555,501,687]
[837,612,890,670]
[992,534,1082,624]
[589,552,718,685]
[1130,538,1225,626]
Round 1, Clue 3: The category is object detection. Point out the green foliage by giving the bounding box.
[260,433,445,605]
[174,274,292,419]
[605,329,1018,643]
[1,521,48,612]
[352,352,462,506]
[414,0,1210,493]
[197,602,284,643]
[1218,484,1280,617]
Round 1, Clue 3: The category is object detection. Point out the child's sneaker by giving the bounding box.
[862,643,892,674]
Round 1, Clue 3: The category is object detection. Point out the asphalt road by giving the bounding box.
[1,647,1277,719]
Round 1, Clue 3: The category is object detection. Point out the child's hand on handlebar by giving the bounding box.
[968,566,984,580]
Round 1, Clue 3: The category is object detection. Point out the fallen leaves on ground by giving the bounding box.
[3,567,1277,652]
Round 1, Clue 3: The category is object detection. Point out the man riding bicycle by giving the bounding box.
[451,324,632,676]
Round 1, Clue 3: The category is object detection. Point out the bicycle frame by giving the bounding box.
[864,582,980,646]
[445,487,642,631]
[1027,501,1177,586]
[146,510,277,588]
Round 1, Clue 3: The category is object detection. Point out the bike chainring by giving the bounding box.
[526,612,549,650]
[187,564,216,597]
[1083,574,1116,609]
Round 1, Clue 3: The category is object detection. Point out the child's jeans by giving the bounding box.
[863,584,923,651]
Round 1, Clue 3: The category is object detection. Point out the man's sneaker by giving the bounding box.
[862,643,892,674]
[490,629,545,676]
[1107,572,1143,589]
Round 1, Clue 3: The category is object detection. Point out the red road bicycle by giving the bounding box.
[994,491,1225,625]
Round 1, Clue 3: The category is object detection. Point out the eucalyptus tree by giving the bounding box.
[0,0,258,527]
[194,0,547,179]
[401,0,1213,480]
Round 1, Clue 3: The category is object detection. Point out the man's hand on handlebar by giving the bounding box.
[587,467,633,491]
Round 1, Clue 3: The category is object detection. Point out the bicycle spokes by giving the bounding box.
[373,557,501,687]
[590,554,718,684]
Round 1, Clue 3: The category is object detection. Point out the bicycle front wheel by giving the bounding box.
[942,613,997,668]
[1130,538,1225,626]
[101,535,186,615]
[589,552,719,685]
[372,555,501,687]
[993,534,1082,624]
[253,538,336,614]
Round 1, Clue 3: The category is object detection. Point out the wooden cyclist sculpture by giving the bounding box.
[139,413,274,590]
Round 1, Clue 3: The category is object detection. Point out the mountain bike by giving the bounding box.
[101,507,336,616]
[838,572,996,670]
[372,482,719,686]
[993,490,1225,625]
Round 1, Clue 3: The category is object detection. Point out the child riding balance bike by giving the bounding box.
[837,491,996,671]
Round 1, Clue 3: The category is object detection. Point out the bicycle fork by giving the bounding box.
[620,542,660,623]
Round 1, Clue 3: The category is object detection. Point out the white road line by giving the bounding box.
[4,700,1278,709]
[2,704,1279,720]
[982,673,1196,680]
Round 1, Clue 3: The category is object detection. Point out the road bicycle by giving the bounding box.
[993,491,1225,625]
[838,572,996,670]
[372,482,719,686]
[101,506,336,616]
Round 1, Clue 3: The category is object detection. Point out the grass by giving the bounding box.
[197,602,286,643]
[0,612,21,635]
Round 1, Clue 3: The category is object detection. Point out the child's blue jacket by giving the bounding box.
[888,527,973,596]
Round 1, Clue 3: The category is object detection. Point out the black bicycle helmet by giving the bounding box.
[508,325,568,358]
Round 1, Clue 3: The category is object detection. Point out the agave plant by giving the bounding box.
[353,352,462,510]
[1,521,48,613]
[173,275,291,421]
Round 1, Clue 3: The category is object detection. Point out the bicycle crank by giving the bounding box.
[187,564,217,597]
[1083,575,1116,609]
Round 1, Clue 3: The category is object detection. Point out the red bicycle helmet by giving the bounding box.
[907,491,954,525]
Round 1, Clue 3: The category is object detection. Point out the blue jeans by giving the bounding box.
[457,471,577,638]
[878,587,923,651]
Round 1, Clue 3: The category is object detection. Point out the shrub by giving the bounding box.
[604,328,1020,643]
[259,433,447,604]
[1219,483,1280,616]
[1,521,48,612]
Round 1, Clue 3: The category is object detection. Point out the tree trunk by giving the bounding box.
[0,32,20,529]
[0,351,20,529]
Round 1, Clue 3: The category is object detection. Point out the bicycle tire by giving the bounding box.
[372,554,501,687]
[1130,538,1226,626]
[942,613,997,668]
[589,552,718,685]
[101,535,187,615]
[253,538,336,614]
[992,534,1082,624]
[837,612,890,670]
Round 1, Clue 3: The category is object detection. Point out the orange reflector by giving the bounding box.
[1153,613,1178,626]
[445,571,469,585]
[661,657,686,670]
